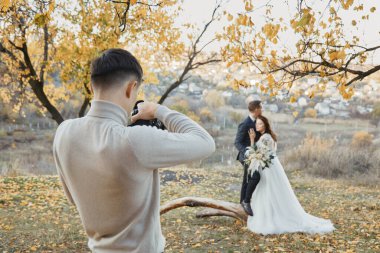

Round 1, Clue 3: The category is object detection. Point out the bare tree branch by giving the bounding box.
[157,1,222,104]
[39,23,49,83]
[0,42,27,70]
[345,65,380,86]
[109,0,162,32]
[160,197,248,222]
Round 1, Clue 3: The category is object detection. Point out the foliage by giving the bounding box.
[229,110,244,124]
[304,108,317,118]
[284,133,379,183]
[0,0,182,123]
[221,0,380,100]
[169,99,201,123]
[203,90,225,109]
[351,131,373,148]
[199,107,215,123]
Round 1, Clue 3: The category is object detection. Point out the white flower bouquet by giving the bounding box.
[244,143,275,176]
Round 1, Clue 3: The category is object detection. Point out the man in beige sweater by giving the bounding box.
[53,48,215,253]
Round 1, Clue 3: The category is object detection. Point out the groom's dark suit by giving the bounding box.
[234,116,261,203]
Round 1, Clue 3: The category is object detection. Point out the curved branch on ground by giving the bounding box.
[160,197,248,222]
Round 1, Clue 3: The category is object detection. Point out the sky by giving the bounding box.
[175,0,380,64]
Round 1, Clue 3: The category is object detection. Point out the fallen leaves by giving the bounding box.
[0,167,379,252]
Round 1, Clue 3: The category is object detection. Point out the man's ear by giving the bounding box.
[125,81,137,98]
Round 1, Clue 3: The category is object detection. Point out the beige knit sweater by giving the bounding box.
[53,100,215,253]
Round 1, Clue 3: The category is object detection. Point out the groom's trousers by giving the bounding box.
[240,163,261,203]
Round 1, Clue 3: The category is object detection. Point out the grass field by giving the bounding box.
[1,166,379,252]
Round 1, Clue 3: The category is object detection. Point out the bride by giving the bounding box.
[245,115,335,235]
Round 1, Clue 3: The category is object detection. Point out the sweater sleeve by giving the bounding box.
[53,141,76,206]
[57,169,76,206]
[126,105,216,169]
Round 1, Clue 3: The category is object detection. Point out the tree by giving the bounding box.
[0,0,66,123]
[56,0,182,117]
[221,0,379,101]
[155,1,223,104]
[113,0,223,105]
[159,0,380,223]
[0,0,181,124]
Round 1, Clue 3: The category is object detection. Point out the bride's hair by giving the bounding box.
[257,115,277,142]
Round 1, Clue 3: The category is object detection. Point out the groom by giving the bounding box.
[234,100,262,216]
[53,48,215,253]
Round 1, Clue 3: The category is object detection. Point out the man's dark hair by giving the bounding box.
[248,100,261,112]
[90,48,143,89]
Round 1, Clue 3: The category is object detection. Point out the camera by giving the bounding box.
[128,100,166,130]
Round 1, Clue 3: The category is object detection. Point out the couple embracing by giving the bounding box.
[235,101,335,234]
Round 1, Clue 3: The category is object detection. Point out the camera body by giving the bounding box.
[128,100,166,130]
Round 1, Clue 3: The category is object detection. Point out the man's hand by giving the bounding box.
[130,101,159,123]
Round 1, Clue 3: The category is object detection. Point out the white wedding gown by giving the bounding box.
[247,133,335,235]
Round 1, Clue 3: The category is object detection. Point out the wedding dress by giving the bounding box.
[247,133,335,235]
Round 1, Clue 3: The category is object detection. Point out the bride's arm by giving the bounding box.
[261,134,275,150]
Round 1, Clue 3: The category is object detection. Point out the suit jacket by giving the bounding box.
[53,100,215,253]
[234,116,261,164]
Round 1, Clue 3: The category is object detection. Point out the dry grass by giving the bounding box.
[283,133,380,186]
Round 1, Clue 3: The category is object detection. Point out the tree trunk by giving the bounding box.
[29,79,64,125]
[79,96,90,118]
[158,81,181,105]
[160,197,248,222]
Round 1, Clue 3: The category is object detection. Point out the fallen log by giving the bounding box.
[160,197,248,222]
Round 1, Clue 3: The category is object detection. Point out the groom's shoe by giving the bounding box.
[241,201,254,216]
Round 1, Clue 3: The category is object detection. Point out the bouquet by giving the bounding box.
[244,143,275,176]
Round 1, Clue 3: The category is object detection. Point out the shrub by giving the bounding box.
[283,133,379,185]
[204,90,225,109]
[170,100,200,123]
[304,108,317,118]
[351,131,373,148]
[0,129,7,138]
[371,102,380,126]
[229,111,244,124]
[199,107,215,123]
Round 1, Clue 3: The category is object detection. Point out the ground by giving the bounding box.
[0,166,379,252]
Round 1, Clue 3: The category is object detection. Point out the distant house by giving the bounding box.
[222,91,233,98]
[330,101,348,110]
[331,109,350,118]
[245,94,261,104]
[307,77,321,85]
[323,98,331,104]
[178,83,189,92]
[297,97,308,107]
[357,105,373,115]
[188,83,202,94]
[336,111,350,118]
[314,102,330,115]
[264,104,279,113]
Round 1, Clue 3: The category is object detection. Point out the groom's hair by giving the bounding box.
[248,100,261,112]
[90,48,143,89]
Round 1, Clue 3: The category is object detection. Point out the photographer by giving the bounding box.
[53,48,215,253]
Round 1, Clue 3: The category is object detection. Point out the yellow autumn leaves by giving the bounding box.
[2,167,379,252]
[0,0,11,11]
[220,0,379,102]
[262,23,280,44]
